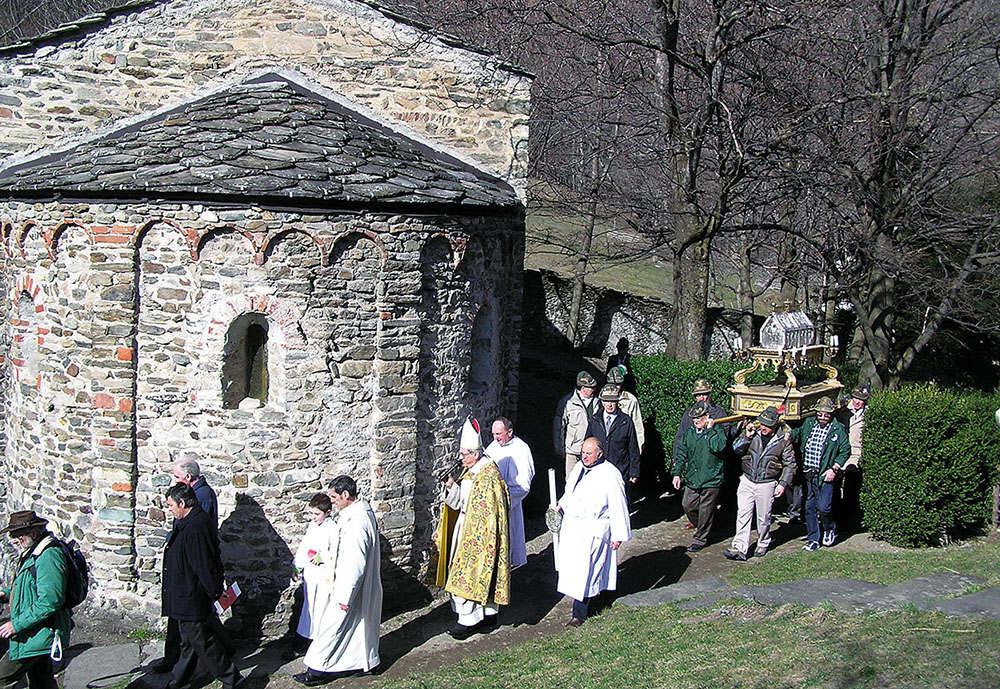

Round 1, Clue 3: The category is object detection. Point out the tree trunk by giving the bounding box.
[855,256,896,390]
[668,228,710,359]
[736,230,754,346]
[567,188,598,348]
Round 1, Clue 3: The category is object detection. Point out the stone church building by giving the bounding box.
[0,0,530,630]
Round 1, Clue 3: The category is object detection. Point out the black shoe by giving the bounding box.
[723,548,747,561]
[294,670,335,686]
[686,543,704,553]
[477,615,499,634]
[447,623,478,641]
[787,516,802,525]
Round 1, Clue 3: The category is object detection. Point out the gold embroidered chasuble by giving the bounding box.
[432,460,511,606]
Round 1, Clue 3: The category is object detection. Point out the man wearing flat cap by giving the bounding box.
[0,510,71,689]
[555,371,599,479]
[586,385,640,502]
[724,406,795,561]
[791,397,850,551]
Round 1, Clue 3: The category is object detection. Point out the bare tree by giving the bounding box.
[771,0,1000,388]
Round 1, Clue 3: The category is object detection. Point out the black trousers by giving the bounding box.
[162,615,235,668]
[169,618,241,689]
[0,650,56,689]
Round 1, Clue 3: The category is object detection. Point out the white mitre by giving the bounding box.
[460,417,483,451]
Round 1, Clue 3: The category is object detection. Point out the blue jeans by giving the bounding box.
[805,474,837,543]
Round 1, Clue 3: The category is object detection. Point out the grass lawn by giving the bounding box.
[373,537,1000,689]
[725,536,1000,588]
[374,603,999,689]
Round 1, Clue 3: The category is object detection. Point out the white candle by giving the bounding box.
[548,468,557,508]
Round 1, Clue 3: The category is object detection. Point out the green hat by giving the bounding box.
[576,371,597,388]
[599,384,620,402]
[758,406,780,428]
[607,367,625,385]
[814,396,836,413]
[689,401,709,419]
[851,384,870,401]
[692,379,712,395]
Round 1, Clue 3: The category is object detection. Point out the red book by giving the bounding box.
[214,582,241,615]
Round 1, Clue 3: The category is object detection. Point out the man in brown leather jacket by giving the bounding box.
[723,406,795,561]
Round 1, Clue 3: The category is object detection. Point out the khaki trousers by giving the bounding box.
[731,475,777,555]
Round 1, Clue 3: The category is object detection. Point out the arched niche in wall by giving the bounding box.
[221,312,275,410]
[414,235,457,564]
[14,291,40,389]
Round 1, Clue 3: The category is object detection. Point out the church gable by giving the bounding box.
[0,73,518,209]
[0,0,531,189]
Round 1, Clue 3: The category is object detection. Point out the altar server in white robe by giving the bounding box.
[555,437,631,627]
[292,493,340,646]
[297,476,382,686]
[487,417,535,568]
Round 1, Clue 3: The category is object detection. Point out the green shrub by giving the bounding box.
[861,385,1000,546]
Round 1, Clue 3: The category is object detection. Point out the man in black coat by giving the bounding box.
[586,385,640,502]
[162,483,243,689]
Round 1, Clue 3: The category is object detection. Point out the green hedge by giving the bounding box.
[861,385,1000,546]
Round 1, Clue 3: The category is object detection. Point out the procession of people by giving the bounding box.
[0,351,877,688]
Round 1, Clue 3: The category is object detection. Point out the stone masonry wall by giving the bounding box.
[522,269,673,357]
[0,0,531,189]
[0,201,523,631]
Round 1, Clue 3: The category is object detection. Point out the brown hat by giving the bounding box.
[576,371,598,388]
[599,384,620,402]
[692,379,712,395]
[1,510,48,535]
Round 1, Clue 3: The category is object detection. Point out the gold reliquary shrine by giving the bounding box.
[728,308,842,422]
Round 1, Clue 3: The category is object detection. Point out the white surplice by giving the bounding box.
[486,436,535,568]
[556,460,631,601]
[293,518,340,639]
[304,499,382,673]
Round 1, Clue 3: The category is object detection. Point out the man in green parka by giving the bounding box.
[672,402,728,553]
[791,397,851,551]
[0,510,71,689]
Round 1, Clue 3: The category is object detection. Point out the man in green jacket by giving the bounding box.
[791,397,851,551]
[0,510,71,689]
[672,402,728,553]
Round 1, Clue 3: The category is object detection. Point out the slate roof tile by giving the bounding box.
[0,74,517,209]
